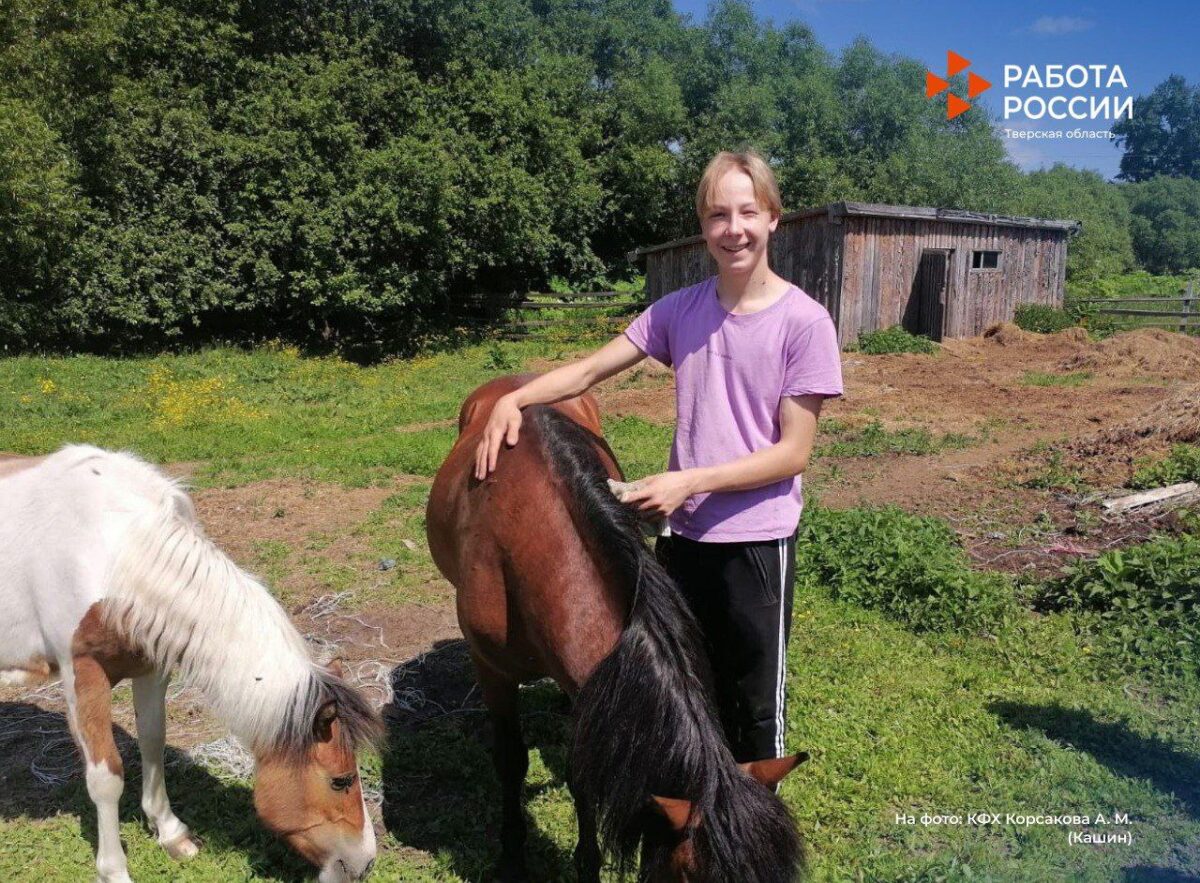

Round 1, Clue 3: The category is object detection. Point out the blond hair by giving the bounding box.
[695,150,783,219]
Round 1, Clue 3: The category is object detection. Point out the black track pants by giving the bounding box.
[655,532,797,763]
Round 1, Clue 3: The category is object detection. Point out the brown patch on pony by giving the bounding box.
[0,654,59,685]
[70,602,153,774]
[0,453,44,479]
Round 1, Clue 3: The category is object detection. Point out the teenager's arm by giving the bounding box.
[474,334,647,479]
[619,394,824,517]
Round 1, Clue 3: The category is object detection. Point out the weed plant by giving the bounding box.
[1130,444,1200,489]
[796,504,1017,634]
[1040,533,1200,677]
[847,326,937,355]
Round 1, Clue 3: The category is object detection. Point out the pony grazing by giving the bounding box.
[427,376,805,883]
[0,446,382,883]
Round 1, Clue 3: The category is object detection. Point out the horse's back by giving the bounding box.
[429,380,624,690]
[0,445,192,667]
[456,375,603,438]
[431,375,605,582]
[0,452,45,479]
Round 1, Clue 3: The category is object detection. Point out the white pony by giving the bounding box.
[0,446,381,883]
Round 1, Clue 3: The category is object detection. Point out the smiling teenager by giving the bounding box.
[476,149,844,767]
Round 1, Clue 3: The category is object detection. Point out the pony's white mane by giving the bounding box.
[100,453,318,757]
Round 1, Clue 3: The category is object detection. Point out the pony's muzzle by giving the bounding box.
[319,855,374,882]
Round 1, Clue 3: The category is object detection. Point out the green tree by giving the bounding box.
[1123,175,1200,274]
[0,96,86,347]
[1112,75,1200,182]
[0,0,1096,353]
[1015,165,1135,279]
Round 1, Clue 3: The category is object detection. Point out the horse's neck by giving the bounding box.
[180,585,315,753]
[106,512,316,755]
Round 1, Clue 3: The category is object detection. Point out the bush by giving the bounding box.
[796,504,1017,634]
[1039,533,1200,676]
[849,325,937,355]
[1065,270,1193,301]
[1013,303,1075,334]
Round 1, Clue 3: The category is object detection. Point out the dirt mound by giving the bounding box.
[1057,328,1200,379]
[982,322,1032,345]
[964,323,1090,358]
[1072,383,1200,454]
[1054,326,1091,344]
[1063,382,1200,484]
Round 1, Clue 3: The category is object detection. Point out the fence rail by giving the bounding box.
[1072,283,1197,333]
[450,290,646,340]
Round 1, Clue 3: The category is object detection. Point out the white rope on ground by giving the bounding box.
[300,591,391,650]
[170,735,256,781]
[0,705,78,787]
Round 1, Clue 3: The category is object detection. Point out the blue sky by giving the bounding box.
[669,0,1199,180]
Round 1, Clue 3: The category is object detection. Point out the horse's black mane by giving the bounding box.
[530,406,803,883]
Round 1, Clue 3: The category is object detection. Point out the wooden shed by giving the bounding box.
[631,202,1081,346]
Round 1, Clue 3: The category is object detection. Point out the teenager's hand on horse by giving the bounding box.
[619,471,697,518]
[475,394,523,479]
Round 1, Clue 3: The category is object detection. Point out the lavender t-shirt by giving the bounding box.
[623,276,844,542]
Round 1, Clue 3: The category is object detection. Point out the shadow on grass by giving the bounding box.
[0,701,311,879]
[989,701,1200,819]
[380,638,575,880]
[1124,869,1200,882]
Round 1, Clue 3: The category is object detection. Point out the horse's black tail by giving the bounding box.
[530,407,802,883]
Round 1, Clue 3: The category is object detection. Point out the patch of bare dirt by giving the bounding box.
[298,599,458,669]
[394,418,456,433]
[825,328,1170,440]
[190,477,419,565]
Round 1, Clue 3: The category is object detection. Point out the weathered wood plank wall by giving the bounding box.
[643,217,841,312]
[837,217,1067,340]
[641,208,1070,345]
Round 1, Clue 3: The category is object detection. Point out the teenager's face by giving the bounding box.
[700,169,779,275]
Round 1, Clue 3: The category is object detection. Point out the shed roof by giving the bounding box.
[629,201,1082,259]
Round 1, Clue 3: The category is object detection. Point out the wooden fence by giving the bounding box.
[451,290,645,340]
[1071,282,1198,333]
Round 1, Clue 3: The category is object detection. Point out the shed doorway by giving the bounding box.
[907,248,951,341]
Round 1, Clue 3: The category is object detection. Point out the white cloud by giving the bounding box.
[996,121,1050,171]
[1028,15,1095,36]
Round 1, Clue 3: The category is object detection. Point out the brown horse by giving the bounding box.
[427,376,805,882]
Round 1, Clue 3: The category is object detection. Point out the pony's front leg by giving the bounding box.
[479,666,529,882]
[131,674,199,860]
[70,656,133,883]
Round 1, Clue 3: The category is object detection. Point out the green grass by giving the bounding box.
[0,342,581,487]
[602,415,674,479]
[2,345,1198,880]
[1021,370,1093,388]
[4,587,1197,881]
[1066,271,1196,301]
[1020,444,1090,492]
[817,419,976,458]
